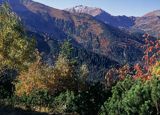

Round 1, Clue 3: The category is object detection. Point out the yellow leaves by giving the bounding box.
[15,61,48,96]
[15,54,76,96]
[80,64,89,81]
[150,61,160,77]
[55,54,72,77]
[0,4,36,71]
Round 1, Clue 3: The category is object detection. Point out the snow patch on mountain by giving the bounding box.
[65,5,106,16]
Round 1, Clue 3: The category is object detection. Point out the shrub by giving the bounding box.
[53,90,75,114]
[2,89,55,113]
[71,82,108,115]
[100,76,160,115]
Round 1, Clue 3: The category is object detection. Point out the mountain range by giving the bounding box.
[66,5,160,37]
[0,0,159,80]
[65,5,136,28]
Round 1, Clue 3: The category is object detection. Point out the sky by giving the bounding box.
[33,0,160,16]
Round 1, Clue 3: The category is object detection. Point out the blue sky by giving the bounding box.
[33,0,160,16]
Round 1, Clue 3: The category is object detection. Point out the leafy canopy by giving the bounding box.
[0,3,36,71]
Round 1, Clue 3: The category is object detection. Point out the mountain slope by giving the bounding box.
[27,32,119,81]
[133,10,160,37]
[2,0,143,65]
[65,5,136,28]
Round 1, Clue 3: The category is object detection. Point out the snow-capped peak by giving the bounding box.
[65,5,104,16]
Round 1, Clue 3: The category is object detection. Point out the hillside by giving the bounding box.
[133,10,160,37]
[3,0,143,65]
[28,32,119,81]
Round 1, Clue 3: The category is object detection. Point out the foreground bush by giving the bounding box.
[100,76,160,115]
[100,34,160,115]
[53,90,75,114]
[0,89,76,114]
[0,89,54,113]
[69,83,108,115]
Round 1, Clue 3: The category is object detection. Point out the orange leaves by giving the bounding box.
[134,34,160,81]
[134,64,145,80]
[105,64,130,87]
[14,54,77,97]
[146,46,154,53]
[105,33,159,84]
[14,60,48,96]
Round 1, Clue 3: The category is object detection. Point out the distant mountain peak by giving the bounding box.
[65,5,136,28]
[65,5,105,16]
[73,5,100,10]
[144,10,160,17]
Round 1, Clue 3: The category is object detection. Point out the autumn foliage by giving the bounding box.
[105,64,130,87]
[134,33,160,80]
[15,53,77,96]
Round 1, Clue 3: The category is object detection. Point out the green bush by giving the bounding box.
[0,89,54,112]
[71,82,108,115]
[53,90,75,114]
[100,77,160,115]
[0,86,11,99]
[17,89,54,108]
